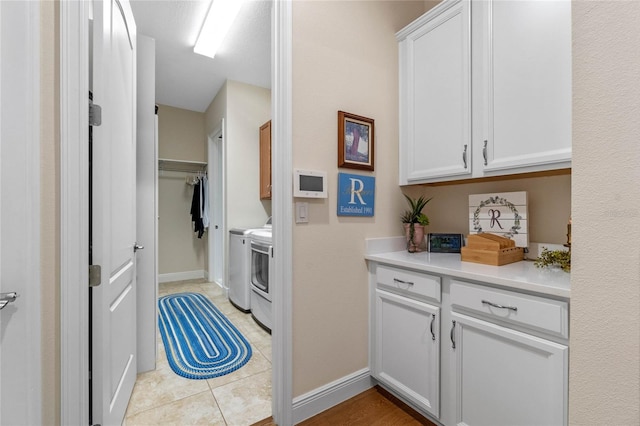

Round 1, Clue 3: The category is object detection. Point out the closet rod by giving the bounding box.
[158,158,207,173]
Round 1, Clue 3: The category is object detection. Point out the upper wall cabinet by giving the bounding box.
[260,120,272,200]
[479,0,572,175]
[398,0,572,185]
[398,0,471,184]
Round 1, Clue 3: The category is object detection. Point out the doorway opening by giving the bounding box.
[59,1,292,424]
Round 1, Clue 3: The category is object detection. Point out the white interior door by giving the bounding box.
[91,0,138,424]
[0,1,42,424]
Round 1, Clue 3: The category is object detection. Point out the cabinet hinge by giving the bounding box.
[89,99,102,126]
[89,264,102,287]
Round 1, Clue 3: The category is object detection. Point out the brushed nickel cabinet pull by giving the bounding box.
[450,320,456,349]
[483,140,488,166]
[393,278,414,286]
[462,144,468,169]
[482,299,518,312]
[430,314,436,341]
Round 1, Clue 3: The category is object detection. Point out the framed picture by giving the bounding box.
[338,111,374,171]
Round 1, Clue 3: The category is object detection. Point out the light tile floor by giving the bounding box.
[124,279,272,426]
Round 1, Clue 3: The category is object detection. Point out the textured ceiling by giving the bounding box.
[130,0,272,112]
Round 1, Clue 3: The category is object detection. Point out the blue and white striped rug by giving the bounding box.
[158,292,252,380]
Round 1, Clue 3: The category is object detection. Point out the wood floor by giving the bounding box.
[252,386,436,426]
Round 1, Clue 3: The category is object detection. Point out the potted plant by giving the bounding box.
[401,194,433,252]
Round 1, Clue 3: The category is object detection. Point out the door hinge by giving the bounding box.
[89,264,102,287]
[89,99,102,126]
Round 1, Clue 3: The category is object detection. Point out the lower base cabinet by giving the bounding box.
[374,289,440,419]
[451,313,568,426]
[370,263,569,426]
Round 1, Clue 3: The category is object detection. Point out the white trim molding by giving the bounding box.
[292,369,374,424]
[27,1,43,422]
[60,1,90,424]
[158,270,206,283]
[207,120,226,291]
[271,0,293,424]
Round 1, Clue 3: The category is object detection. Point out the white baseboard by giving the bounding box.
[158,270,205,283]
[292,368,374,424]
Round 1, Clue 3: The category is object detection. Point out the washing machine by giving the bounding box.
[249,228,273,332]
[228,227,263,312]
[228,218,271,312]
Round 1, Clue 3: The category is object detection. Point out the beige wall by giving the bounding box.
[570,1,640,424]
[205,80,272,230]
[204,79,271,286]
[158,104,206,161]
[291,0,426,395]
[225,80,272,228]
[157,105,207,275]
[41,0,59,423]
[205,80,227,137]
[405,173,571,244]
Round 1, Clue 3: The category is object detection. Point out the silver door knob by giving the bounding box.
[0,292,19,310]
[134,243,145,253]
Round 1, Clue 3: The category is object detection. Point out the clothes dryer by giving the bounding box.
[250,228,273,332]
[228,227,262,312]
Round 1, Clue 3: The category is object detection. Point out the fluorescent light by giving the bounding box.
[194,0,246,59]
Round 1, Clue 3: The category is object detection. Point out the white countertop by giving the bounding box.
[365,239,570,299]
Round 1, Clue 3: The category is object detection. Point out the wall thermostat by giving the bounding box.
[293,169,327,198]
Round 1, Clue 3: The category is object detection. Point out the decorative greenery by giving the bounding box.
[401,194,433,251]
[534,248,571,272]
[401,194,433,224]
[417,213,430,226]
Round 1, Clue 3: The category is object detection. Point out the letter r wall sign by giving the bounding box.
[337,172,375,217]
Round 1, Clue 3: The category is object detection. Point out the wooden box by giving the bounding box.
[461,233,524,266]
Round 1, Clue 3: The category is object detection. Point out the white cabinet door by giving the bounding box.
[451,312,567,426]
[374,289,440,418]
[398,0,471,184]
[481,0,571,174]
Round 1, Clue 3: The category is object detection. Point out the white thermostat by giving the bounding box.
[293,169,327,198]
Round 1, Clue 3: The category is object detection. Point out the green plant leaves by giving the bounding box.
[402,194,433,224]
[534,248,571,272]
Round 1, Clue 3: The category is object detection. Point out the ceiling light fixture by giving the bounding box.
[194,0,246,59]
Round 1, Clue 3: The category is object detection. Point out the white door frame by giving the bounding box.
[60,1,90,424]
[207,120,225,288]
[59,1,294,424]
[271,1,293,424]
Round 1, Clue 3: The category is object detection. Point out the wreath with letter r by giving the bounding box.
[472,196,521,238]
